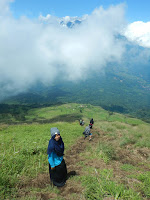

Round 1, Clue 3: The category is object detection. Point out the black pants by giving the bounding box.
[49,159,67,187]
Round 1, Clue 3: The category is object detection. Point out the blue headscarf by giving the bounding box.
[47,135,64,157]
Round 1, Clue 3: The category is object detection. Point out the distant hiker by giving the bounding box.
[89,118,94,129]
[79,119,84,126]
[47,127,67,187]
[83,125,92,141]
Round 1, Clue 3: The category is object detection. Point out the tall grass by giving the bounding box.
[0,122,83,199]
[81,169,141,200]
[0,103,150,199]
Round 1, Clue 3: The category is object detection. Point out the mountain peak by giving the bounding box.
[39,14,86,28]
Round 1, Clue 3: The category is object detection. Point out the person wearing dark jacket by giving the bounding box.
[89,118,94,129]
[47,127,67,187]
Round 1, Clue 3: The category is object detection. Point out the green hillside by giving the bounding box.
[0,103,150,200]
[2,64,150,123]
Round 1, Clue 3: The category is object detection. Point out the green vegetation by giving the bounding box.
[0,121,83,198]
[136,172,150,198]
[121,164,137,171]
[81,169,141,200]
[2,64,150,123]
[0,103,150,199]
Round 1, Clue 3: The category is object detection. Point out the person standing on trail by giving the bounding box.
[47,127,67,187]
[89,118,94,129]
[83,125,92,141]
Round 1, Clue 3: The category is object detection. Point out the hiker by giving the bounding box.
[79,119,84,126]
[83,125,92,140]
[47,127,67,187]
[89,118,94,129]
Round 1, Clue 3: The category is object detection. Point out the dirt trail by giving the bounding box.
[17,127,100,200]
[59,129,100,199]
[17,127,150,200]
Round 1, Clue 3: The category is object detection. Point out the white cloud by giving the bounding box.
[124,21,150,48]
[0,0,13,16]
[0,2,127,99]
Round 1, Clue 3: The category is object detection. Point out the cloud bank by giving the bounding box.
[0,2,127,99]
[0,1,150,100]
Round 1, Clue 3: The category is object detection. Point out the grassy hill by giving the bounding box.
[2,63,150,123]
[0,103,150,199]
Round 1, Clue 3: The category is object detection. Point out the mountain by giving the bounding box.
[2,60,150,122]
[60,19,82,28]
[39,15,85,28]
[1,17,150,122]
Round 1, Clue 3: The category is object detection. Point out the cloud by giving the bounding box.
[124,21,150,48]
[0,2,127,99]
[0,0,13,16]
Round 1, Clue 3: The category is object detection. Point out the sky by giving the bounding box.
[0,0,150,100]
[10,0,150,22]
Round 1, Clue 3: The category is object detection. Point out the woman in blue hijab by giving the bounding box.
[47,127,67,187]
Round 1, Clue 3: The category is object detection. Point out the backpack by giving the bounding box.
[83,126,90,136]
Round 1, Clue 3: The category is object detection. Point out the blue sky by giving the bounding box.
[10,0,150,22]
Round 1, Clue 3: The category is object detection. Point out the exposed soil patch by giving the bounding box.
[17,127,100,199]
[17,127,150,200]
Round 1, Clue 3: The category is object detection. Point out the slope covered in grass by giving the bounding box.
[0,103,150,199]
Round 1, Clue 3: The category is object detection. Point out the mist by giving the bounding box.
[0,1,150,101]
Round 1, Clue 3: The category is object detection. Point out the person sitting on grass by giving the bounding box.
[47,127,67,187]
[83,125,92,141]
